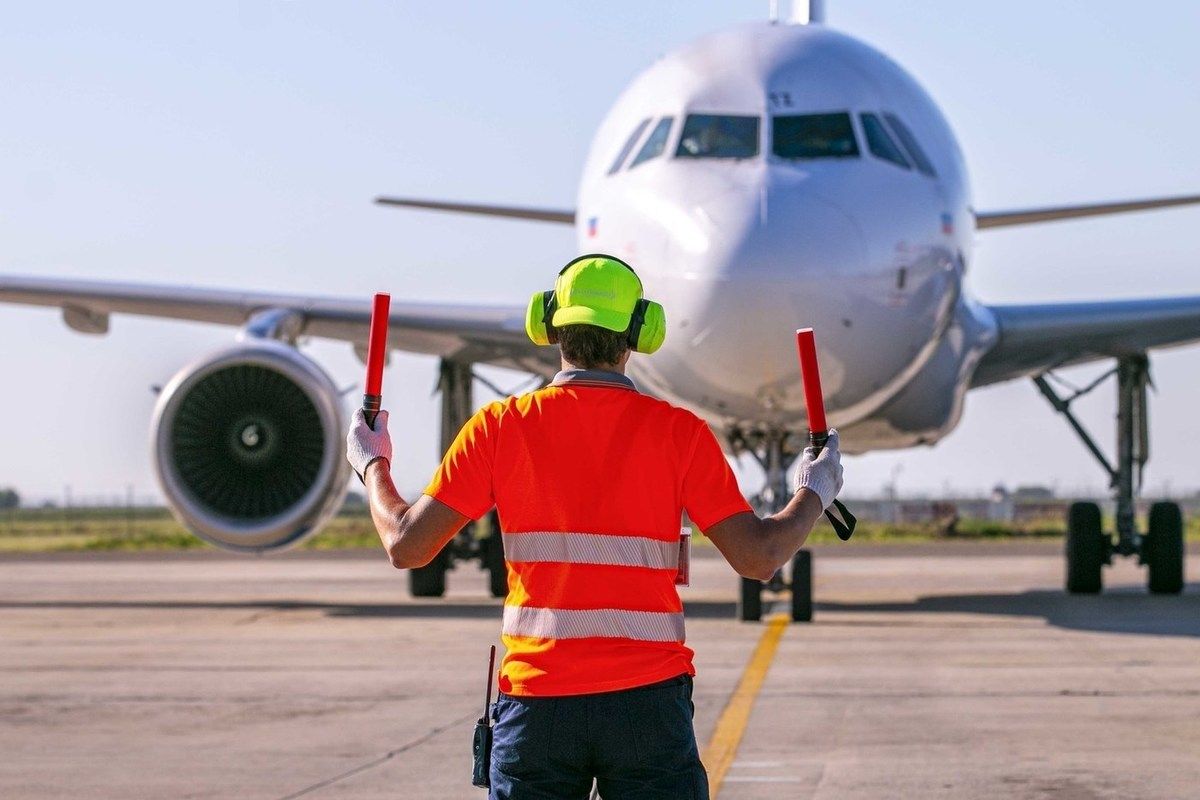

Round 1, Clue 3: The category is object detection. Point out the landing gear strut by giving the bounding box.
[1034,354,1184,595]
[407,358,509,599]
[730,429,814,622]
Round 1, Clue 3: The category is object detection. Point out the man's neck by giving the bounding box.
[560,360,625,375]
[551,364,638,392]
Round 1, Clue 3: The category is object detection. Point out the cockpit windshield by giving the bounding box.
[883,113,937,177]
[675,114,759,159]
[608,118,651,174]
[860,113,910,169]
[629,117,674,169]
[772,113,859,159]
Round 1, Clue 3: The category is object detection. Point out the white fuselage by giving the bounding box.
[574,23,997,451]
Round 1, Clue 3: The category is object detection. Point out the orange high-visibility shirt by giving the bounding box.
[424,370,752,697]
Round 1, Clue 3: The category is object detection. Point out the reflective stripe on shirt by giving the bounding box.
[503,532,678,570]
[503,605,686,642]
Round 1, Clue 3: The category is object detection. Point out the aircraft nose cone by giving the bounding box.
[713,173,866,278]
[640,182,866,425]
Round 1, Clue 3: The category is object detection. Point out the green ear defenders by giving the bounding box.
[524,253,666,354]
[524,289,562,346]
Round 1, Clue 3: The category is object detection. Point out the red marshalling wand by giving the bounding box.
[795,328,856,540]
[363,293,391,430]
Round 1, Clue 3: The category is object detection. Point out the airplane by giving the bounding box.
[3,1,1199,621]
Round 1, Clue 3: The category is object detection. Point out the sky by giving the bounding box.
[2,0,1199,505]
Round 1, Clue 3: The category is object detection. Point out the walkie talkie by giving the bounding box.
[471,645,496,789]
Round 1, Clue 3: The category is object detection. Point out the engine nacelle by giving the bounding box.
[151,342,349,552]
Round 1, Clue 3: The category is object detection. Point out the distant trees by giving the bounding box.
[0,487,19,509]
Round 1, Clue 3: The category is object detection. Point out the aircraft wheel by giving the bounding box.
[739,577,763,622]
[791,549,813,622]
[482,511,508,599]
[1066,501,1105,594]
[409,547,448,597]
[1146,501,1184,595]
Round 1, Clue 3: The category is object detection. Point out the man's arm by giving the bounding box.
[363,460,471,569]
[704,490,824,582]
[346,408,473,569]
[700,430,844,582]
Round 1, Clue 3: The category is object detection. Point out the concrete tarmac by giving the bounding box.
[2,543,1198,799]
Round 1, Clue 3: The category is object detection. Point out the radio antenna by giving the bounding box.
[484,645,496,710]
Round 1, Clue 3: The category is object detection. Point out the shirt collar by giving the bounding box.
[551,368,638,392]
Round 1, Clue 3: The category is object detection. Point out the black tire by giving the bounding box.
[482,511,508,599]
[1146,501,1184,595]
[409,549,447,597]
[739,577,763,622]
[791,549,813,622]
[1066,501,1105,594]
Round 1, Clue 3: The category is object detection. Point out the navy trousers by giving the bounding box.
[489,674,709,799]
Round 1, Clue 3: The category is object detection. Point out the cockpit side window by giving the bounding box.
[629,117,675,169]
[860,113,911,170]
[608,118,652,175]
[772,113,859,159]
[675,114,760,159]
[883,113,936,177]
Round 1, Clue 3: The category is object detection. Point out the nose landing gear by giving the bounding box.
[1036,354,1185,595]
[730,428,815,621]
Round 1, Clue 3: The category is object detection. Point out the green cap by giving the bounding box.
[551,256,642,332]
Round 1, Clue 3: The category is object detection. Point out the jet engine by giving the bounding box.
[151,341,349,552]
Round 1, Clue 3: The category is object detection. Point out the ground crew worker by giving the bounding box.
[346,254,844,799]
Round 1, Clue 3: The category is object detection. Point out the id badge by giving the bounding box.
[675,526,691,586]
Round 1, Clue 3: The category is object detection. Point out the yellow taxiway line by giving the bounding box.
[701,611,789,797]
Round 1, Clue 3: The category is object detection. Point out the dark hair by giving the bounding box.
[558,324,629,369]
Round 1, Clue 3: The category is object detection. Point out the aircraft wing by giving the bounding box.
[975,193,1200,229]
[0,274,556,375]
[374,196,576,225]
[972,295,1200,387]
[372,192,1200,231]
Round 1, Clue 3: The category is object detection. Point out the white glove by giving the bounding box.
[346,408,392,481]
[793,429,844,510]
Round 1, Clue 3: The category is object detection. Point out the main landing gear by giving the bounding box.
[1034,354,1184,595]
[730,429,814,622]
[407,359,509,599]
